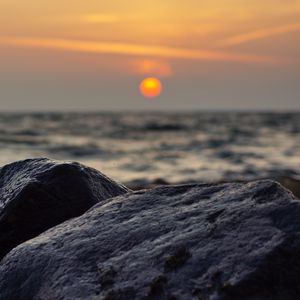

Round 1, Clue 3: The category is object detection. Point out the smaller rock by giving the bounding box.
[0,158,130,260]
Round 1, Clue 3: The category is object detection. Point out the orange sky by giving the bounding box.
[0,0,299,110]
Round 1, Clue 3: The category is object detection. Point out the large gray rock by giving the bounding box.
[0,158,130,260]
[0,180,299,300]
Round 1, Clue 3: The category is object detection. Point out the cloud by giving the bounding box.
[220,22,300,46]
[47,14,123,24]
[0,36,285,64]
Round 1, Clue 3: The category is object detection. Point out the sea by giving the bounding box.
[0,112,299,187]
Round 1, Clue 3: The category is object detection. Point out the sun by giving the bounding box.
[139,77,162,98]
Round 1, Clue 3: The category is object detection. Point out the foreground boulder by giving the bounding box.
[0,180,299,300]
[0,158,130,259]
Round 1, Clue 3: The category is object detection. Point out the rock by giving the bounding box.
[126,178,170,190]
[278,176,300,199]
[0,158,130,260]
[0,180,299,299]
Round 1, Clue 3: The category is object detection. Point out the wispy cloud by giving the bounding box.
[221,22,300,47]
[0,36,285,64]
[47,14,122,24]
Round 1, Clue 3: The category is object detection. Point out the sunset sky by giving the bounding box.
[0,0,299,111]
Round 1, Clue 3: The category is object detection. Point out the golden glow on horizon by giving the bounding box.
[140,77,162,98]
[130,59,172,77]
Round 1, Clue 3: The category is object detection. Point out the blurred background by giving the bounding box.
[0,1,299,194]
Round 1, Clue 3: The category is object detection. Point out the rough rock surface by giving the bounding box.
[1,179,299,300]
[0,158,130,259]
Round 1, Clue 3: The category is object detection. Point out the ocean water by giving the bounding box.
[0,112,299,186]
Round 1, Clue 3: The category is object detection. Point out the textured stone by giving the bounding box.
[0,180,299,299]
[0,158,130,259]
